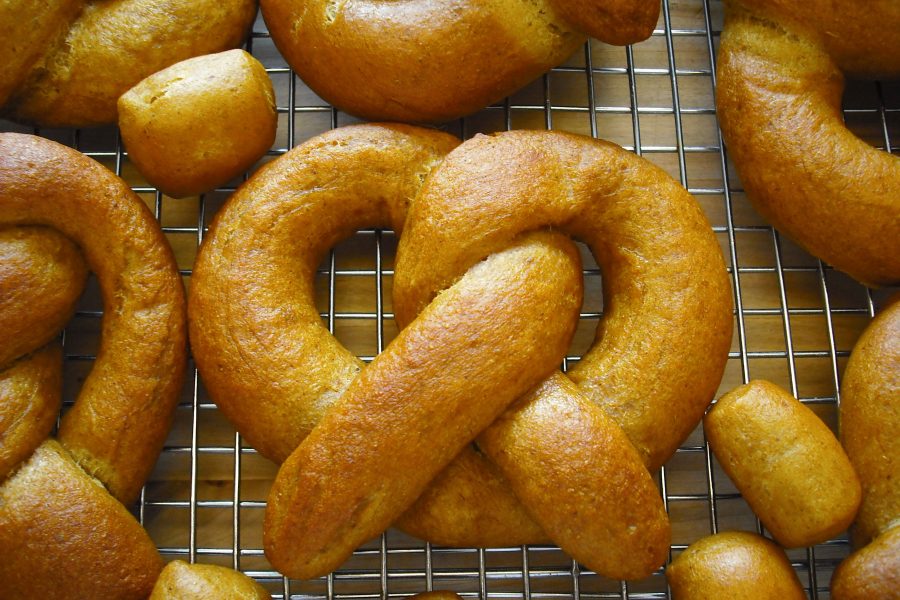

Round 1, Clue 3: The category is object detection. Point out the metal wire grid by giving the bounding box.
[2,0,898,598]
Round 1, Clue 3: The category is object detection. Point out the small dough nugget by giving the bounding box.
[149,560,271,600]
[667,531,805,599]
[118,49,276,198]
[831,526,900,600]
[704,380,861,548]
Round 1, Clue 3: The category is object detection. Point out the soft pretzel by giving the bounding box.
[832,297,899,597]
[0,133,187,599]
[666,531,806,599]
[0,0,258,127]
[716,0,900,287]
[260,0,659,122]
[189,124,732,580]
[840,297,900,547]
[832,526,900,600]
[149,560,272,600]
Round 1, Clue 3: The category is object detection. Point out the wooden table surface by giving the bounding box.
[2,1,897,598]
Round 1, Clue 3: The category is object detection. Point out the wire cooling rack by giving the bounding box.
[2,1,898,598]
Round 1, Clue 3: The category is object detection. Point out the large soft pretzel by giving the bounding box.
[260,0,659,122]
[189,124,732,580]
[0,133,187,599]
[0,0,258,127]
[716,0,900,287]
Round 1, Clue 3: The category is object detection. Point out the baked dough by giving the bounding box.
[667,531,806,599]
[704,380,861,548]
[189,124,732,580]
[260,0,659,122]
[149,561,271,600]
[118,49,277,198]
[840,297,900,546]
[0,133,187,599]
[832,297,899,598]
[716,0,900,286]
[0,0,258,127]
[832,526,900,600]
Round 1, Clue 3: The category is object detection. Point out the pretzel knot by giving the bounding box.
[0,133,187,599]
[716,0,900,286]
[189,124,733,582]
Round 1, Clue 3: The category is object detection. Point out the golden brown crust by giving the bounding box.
[0,226,87,367]
[150,560,271,600]
[118,49,277,198]
[265,232,585,578]
[0,346,62,482]
[0,132,187,503]
[394,130,733,472]
[395,129,729,561]
[840,298,900,546]
[716,2,900,286]
[666,531,806,600]
[477,373,670,580]
[831,526,900,600]
[704,380,861,548]
[0,0,83,108]
[260,0,658,122]
[191,124,729,580]
[0,440,163,600]
[2,0,258,127]
[396,448,546,546]
[190,124,461,464]
[725,0,900,77]
[548,0,658,45]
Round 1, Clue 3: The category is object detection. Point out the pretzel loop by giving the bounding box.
[716,0,900,286]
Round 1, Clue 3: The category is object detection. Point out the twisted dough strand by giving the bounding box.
[0,133,187,502]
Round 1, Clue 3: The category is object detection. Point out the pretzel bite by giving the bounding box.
[832,526,900,600]
[119,49,277,198]
[704,380,861,548]
[667,531,806,599]
[150,560,271,600]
